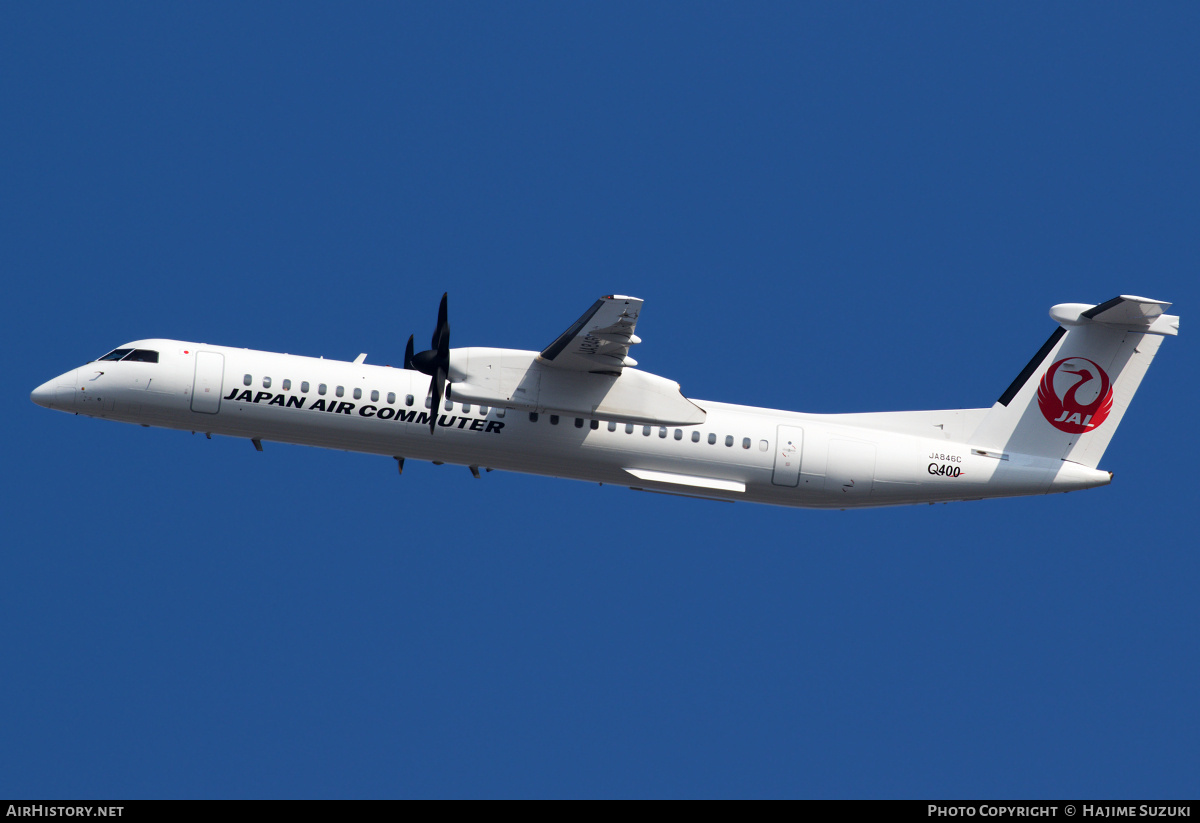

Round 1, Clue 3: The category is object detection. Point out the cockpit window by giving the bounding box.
[94,348,158,363]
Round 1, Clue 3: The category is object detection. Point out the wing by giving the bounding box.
[537,295,643,374]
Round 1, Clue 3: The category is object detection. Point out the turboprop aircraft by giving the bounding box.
[31,293,1178,509]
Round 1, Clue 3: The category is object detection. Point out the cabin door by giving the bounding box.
[771,426,804,487]
[191,351,225,414]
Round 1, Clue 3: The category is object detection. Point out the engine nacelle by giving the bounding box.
[447,347,706,425]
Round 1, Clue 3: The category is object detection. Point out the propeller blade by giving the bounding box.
[433,292,449,352]
[428,367,445,434]
[410,292,452,433]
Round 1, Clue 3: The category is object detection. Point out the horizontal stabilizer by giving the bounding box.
[1050,295,1178,336]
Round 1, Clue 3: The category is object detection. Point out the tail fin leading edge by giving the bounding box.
[969,296,1179,468]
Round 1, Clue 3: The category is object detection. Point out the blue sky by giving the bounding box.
[3,3,1197,798]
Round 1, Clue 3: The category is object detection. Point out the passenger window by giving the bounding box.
[263,377,272,389]
[725,435,734,447]
[550,415,559,425]
[462,403,471,413]
[742,437,751,449]
[336,386,344,398]
[406,394,414,407]
[353,388,362,400]
[371,390,379,402]
[590,419,599,430]
[608,421,617,432]
[495,409,505,418]
[642,425,651,436]
[759,440,769,452]
[244,374,253,386]
[625,423,634,434]
[98,349,134,362]
[424,396,431,409]
[282,379,291,391]
[575,418,583,428]
[530,412,539,422]
[444,399,453,411]
[125,350,159,363]
[301,382,310,393]
[659,427,667,438]
[708,433,716,445]
[387,392,395,404]
[674,429,683,440]
[318,384,327,395]
[479,406,489,415]
[691,431,700,443]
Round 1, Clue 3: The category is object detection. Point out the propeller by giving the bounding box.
[406,293,451,433]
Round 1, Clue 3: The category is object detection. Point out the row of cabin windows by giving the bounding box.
[526,411,768,451]
[240,375,504,417]
[241,374,756,446]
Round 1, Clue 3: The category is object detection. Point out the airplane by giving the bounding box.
[31,293,1178,509]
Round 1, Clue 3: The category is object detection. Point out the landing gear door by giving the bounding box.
[772,425,804,487]
[191,351,225,414]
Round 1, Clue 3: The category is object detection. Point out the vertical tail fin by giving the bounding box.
[969,296,1179,468]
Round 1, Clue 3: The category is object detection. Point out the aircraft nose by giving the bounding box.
[32,370,78,410]
[31,379,57,408]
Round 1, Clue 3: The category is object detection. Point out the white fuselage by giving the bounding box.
[32,339,1112,509]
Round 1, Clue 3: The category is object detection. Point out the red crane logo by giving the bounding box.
[1037,357,1114,434]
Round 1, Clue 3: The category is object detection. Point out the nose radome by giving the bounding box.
[32,369,78,410]
[31,379,57,408]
